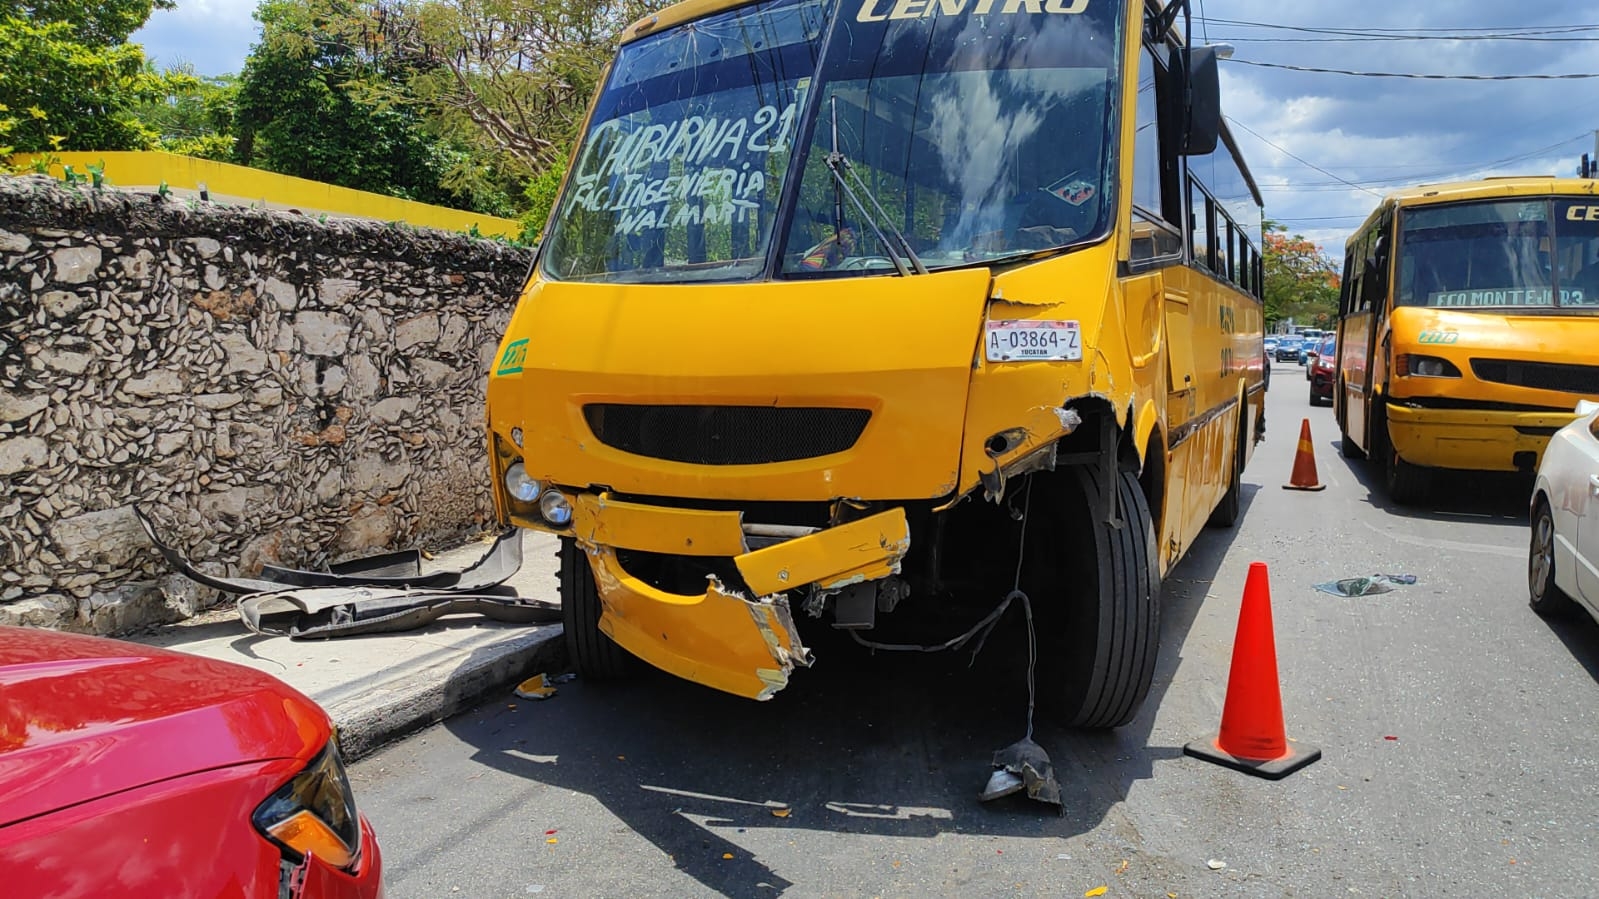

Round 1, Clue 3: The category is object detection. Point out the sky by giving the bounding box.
[130,0,1599,255]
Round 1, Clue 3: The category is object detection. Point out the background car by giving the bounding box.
[1,627,383,898]
[1274,335,1304,362]
[1529,400,1599,621]
[1309,333,1337,403]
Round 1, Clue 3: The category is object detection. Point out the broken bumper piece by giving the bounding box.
[579,505,911,701]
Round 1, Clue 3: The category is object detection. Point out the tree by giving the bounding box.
[234,0,516,214]
[135,65,239,161]
[2,0,174,48]
[366,0,651,177]
[0,17,167,152]
[1263,220,1342,329]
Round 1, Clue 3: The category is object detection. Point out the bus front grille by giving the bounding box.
[1470,359,1599,395]
[582,404,872,465]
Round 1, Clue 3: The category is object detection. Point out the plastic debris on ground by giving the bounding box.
[1312,573,1418,597]
[1207,859,1228,870]
[515,674,559,701]
[1085,887,1108,897]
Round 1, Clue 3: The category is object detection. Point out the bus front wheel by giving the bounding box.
[559,537,634,679]
[1384,446,1429,506]
[1032,466,1160,729]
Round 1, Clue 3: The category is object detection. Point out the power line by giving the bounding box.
[1227,118,1384,197]
[1226,59,1599,80]
[1196,18,1599,36]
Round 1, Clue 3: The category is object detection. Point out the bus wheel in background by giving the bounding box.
[1206,404,1246,528]
[1032,466,1159,729]
[1384,446,1429,506]
[1529,498,1576,617]
[559,537,634,679]
[1340,428,1366,460]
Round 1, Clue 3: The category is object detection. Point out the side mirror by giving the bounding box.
[1169,45,1221,156]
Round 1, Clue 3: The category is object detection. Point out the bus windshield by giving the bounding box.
[541,0,1122,284]
[1396,197,1599,310]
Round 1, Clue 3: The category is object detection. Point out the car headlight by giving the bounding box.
[504,462,543,503]
[539,490,574,527]
[253,742,361,870]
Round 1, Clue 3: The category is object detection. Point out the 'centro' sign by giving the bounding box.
[857,0,1089,22]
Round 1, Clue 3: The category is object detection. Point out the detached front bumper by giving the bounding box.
[1386,402,1578,471]
[571,495,911,700]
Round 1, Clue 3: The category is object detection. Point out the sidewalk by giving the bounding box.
[130,530,567,759]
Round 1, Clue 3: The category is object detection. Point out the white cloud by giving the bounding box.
[132,0,261,76]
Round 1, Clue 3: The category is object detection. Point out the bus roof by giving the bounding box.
[622,0,1194,46]
[1344,175,1599,250]
[621,0,758,45]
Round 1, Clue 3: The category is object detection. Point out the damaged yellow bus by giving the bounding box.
[1335,178,1599,504]
[486,0,1266,727]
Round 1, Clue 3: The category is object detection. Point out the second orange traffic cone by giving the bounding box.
[1283,418,1326,491]
[1185,562,1321,780]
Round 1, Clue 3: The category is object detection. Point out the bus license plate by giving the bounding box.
[985,320,1081,362]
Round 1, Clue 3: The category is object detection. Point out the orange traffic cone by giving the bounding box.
[1185,562,1321,780]
[1282,418,1326,491]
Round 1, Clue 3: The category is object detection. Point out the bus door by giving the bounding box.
[1339,218,1390,454]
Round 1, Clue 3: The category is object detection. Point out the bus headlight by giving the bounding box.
[504,462,543,502]
[539,491,574,527]
[1396,354,1461,378]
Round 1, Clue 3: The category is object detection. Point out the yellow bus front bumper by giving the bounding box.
[1386,403,1578,471]
[572,496,910,700]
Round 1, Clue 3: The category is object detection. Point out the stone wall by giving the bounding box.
[0,175,532,633]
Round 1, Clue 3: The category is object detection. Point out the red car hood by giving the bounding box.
[0,627,329,828]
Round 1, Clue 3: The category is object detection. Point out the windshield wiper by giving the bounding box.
[823,97,928,276]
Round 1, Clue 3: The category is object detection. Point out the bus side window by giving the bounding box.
[1131,43,1181,265]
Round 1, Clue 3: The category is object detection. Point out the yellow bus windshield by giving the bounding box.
[541,0,1123,284]
[1397,197,1599,311]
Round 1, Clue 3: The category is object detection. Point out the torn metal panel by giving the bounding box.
[735,508,910,597]
[587,547,812,701]
[134,506,293,595]
[240,587,559,639]
[257,528,523,591]
[572,493,747,557]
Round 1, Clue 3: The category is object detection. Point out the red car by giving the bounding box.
[0,627,382,898]
[1308,333,1337,406]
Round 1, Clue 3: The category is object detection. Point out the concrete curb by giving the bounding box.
[329,625,567,760]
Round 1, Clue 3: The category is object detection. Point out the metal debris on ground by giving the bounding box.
[136,506,556,637]
[1312,574,1418,597]
[515,675,559,701]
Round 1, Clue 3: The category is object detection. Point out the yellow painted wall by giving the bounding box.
[11,151,523,239]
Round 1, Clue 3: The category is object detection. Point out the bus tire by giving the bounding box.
[1340,429,1365,460]
[1038,467,1160,729]
[1384,447,1429,506]
[559,537,634,679]
[1529,497,1576,618]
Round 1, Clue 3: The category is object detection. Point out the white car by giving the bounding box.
[1529,400,1599,619]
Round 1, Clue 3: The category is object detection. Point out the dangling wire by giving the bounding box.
[846,476,1042,743]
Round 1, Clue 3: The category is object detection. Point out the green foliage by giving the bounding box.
[233,0,509,214]
[2,0,175,47]
[136,65,239,160]
[518,151,568,245]
[0,16,166,152]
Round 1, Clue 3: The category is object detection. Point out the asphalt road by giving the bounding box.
[352,362,1599,898]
